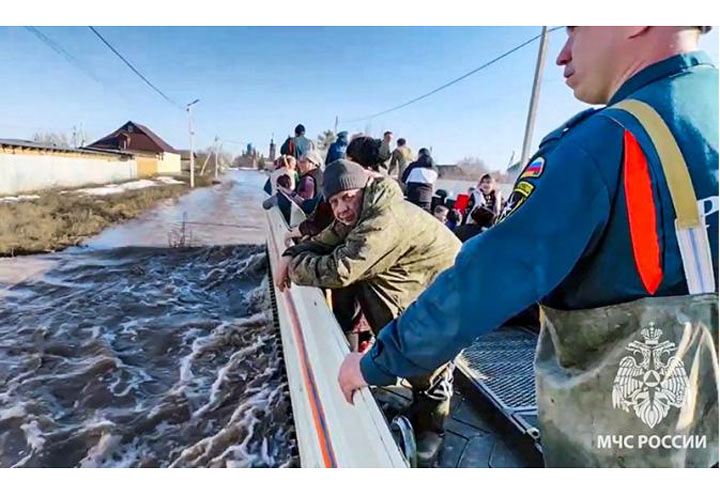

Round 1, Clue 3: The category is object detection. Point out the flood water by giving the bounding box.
[0,170,298,467]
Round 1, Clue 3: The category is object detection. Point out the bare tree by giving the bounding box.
[457,156,491,177]
[32,131,70,148]
[316,129,336,151]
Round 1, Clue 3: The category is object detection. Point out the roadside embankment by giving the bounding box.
[0,174,214,256]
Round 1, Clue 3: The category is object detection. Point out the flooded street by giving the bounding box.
[0,170,298,467]
[86,169,267,249]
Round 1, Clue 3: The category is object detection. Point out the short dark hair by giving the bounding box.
[383,131,392,137]
[480,173,493,183]
[447,209,462,222]
[294,124,305,135]
[397,138,406,146]
[346,136,382,169]
[277,174,292,189]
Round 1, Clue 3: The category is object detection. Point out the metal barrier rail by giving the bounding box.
[265,206,407,468]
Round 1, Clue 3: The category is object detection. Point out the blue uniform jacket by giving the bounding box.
[361,52,719,386]
[326,132,348,165]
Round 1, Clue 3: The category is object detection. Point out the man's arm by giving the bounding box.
[379,141,392,162]
[287,211,402,289]
[388,149,399,176]
[298,199,335,237]
[360,138,615,385]
[284,221,346,255]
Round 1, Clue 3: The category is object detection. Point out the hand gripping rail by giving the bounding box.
[265,205,407,468]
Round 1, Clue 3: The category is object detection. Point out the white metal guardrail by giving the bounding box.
[265,204,407,468]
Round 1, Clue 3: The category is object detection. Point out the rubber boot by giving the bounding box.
[416,430,444,468]
[409,391,450,467]
[407,364,453,467]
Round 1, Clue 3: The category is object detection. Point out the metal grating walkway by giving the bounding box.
[458,328,538,412]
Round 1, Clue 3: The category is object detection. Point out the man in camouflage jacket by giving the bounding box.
[275,160,461,466]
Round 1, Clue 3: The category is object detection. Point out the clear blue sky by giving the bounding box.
[0,26,717,170]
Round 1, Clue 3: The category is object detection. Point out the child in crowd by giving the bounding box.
[446,209,462,230]
[433,204,449,223]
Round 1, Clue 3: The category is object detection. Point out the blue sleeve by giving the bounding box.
[360,138,614,385]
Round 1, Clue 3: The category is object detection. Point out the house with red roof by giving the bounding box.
[86,121,181,176]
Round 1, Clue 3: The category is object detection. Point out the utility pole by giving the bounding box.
[334,116,339,135]
[186,99,200,188]
[200,136,218,175]
[214,136,221,179]
[519,26,549,167]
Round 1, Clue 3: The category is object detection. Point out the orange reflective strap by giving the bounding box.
[623,130,663,294]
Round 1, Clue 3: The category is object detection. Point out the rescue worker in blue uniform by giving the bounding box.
[338,26,718,467]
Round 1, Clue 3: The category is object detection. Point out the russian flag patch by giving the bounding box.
[520,157,545,179]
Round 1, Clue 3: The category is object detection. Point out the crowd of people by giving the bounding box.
[264,126,505,244]
[262,124,507,466]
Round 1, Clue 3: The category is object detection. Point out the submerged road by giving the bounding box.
[87,169,268,249]
[0,170,297,467]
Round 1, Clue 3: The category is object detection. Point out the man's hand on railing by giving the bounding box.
[275,255,292,292]
[338,352,368,405]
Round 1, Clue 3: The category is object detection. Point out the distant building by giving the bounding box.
[86,121,181,176]
[269,138,276,161]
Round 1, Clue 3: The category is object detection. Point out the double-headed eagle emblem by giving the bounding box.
[611,322,689,428]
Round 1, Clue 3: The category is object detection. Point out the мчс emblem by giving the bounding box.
[611,322,689,429]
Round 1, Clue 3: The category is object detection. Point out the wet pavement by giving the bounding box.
[0,170,298,467]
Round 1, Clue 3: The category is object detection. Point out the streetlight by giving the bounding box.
[186,99,200,188]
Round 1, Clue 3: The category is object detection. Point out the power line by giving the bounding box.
[24,26,106,86]
[88,26,182,109]
[342,26,564,124]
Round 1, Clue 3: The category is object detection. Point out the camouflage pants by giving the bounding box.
[333,283,454,433]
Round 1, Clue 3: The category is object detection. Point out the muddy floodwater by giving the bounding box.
[0,170,297,467]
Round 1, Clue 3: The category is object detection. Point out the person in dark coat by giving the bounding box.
[465,173,504,228]
[281,123,315,160]
[453,206,490,242]
[296,150,324,214]
[401,148,438,211]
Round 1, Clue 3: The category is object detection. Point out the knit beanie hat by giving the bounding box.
[323,160,371,199]
[303,149,324,169]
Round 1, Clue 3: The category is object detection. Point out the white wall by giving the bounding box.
[0,153,138,195]
[158,152,181,174]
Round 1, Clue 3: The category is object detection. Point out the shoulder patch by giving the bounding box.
[514,180,535,196]
[497,180,536,223]
[520,157,545,179]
